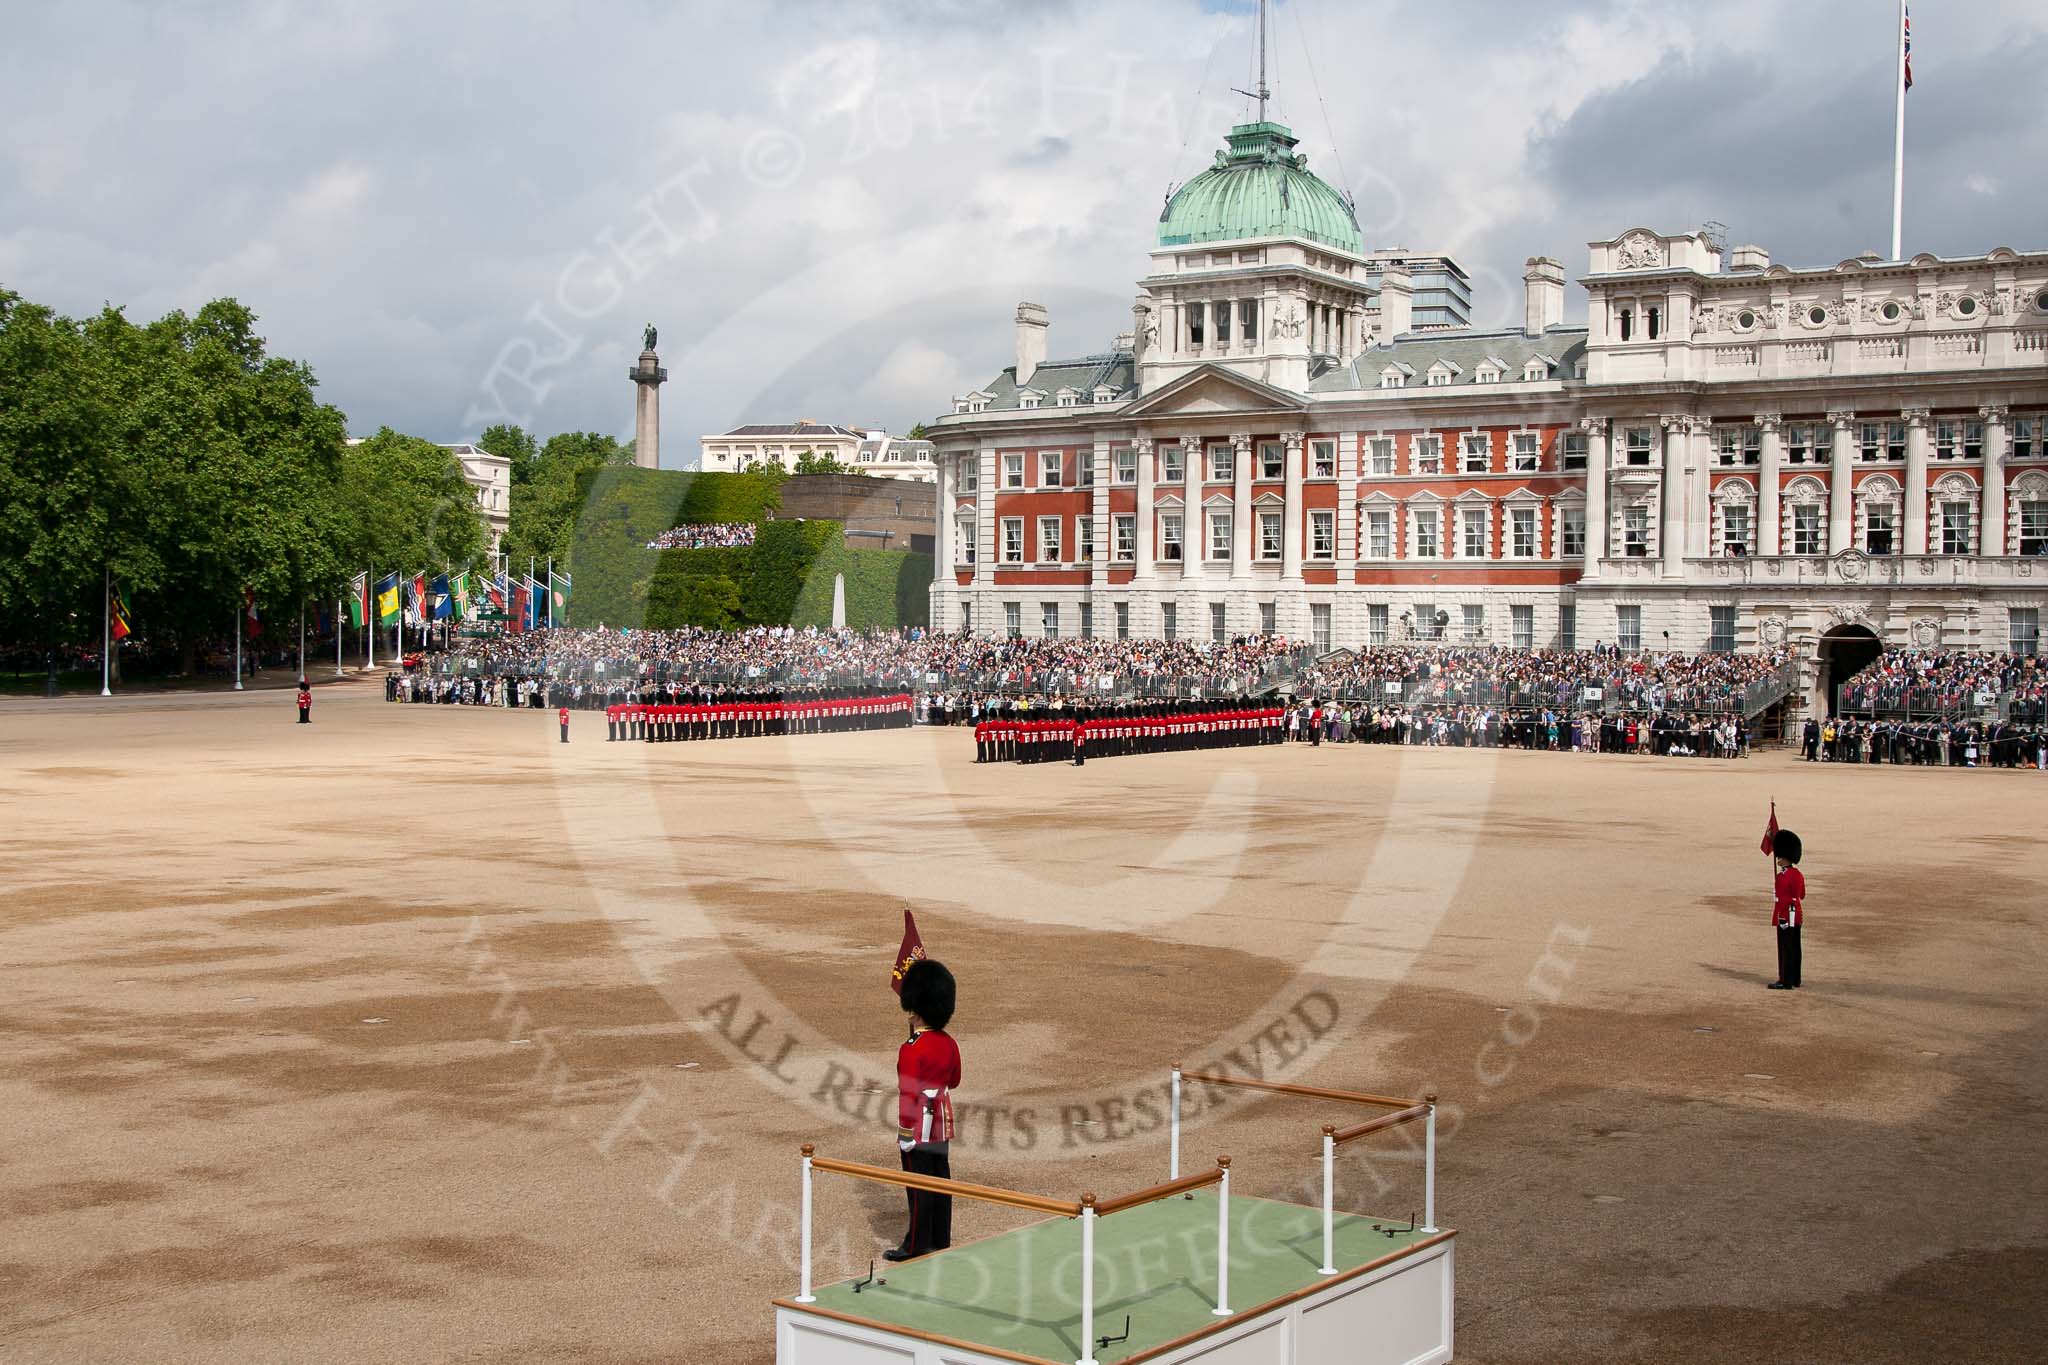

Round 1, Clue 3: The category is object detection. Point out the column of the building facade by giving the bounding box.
[1904,408,1931,555]
[1089,437,1111,620]
[973,439,996,634]
[933,454,954,630]
[1581,418,1608,577]
[1181,431,1203,624]
[1134,438,1156,577]
[1827,411,1856,555]
[1334,430,1361,646]
[1980,405,2009,557]
[1660,417,1687,579]
[1687,419,1712,559]
[1757,415,1783,556]
[1281,432,1305,579]
[1231,433,1253,579]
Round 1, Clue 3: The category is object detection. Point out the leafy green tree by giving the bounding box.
[339,428,485,580]
[792,448,866,476]
[478,422,540,486]
[906,422,930,440]
[502,430,630,567]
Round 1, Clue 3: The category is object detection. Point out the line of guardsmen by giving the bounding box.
[973,699,1287,764]
[604,687,914,741]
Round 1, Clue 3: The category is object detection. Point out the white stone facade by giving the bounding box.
[926,228,2048,681]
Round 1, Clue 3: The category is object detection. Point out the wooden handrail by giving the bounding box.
[1330,1103,1430,1146]
[1179,1068,1423,1111]
[808,1154,1082,1218]
[1094,1163,1225,1217]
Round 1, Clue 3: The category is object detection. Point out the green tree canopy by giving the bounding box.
[501,430,631,567]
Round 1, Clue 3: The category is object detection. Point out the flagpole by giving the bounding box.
[367,574,376,670]
[547,556,554,629]
[1891,0,1906,260]
[336,596,345,677]
[298,603,305,679]
[234,600,244,691]
[101,565,113,697]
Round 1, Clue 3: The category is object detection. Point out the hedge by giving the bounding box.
[566,467,786,626]
[789,544,933,630]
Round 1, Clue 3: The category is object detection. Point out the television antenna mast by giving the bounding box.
[1230,0,1272,123]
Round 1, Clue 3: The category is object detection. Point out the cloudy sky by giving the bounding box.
[6,0,2045,465]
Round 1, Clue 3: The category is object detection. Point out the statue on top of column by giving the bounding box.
[642,322,658,352]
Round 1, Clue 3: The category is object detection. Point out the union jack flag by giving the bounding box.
[1903,6,1913,91]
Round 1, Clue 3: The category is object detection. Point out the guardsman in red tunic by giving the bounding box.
[558,705,570,744]
[296,680,312,724]
[1769,829,1806,990]
[887,959,960,1262]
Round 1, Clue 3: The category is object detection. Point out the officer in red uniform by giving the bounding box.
[558,705,570,744]
[1769,829,1805,989]
[887,959,960,1262]
[296,679,312,724]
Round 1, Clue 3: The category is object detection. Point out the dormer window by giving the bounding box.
[1379,366,1408,389]
[1425,360,1461,387]
[1523,355,1553,382]
[1055,388,1080,407]
[1092,386,1118,405]
[1018,390,1043,410]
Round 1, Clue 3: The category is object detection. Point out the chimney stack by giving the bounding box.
[1522,257,1565,337]
[1014,302,1049,387]
[1728,244,1770,272]
[1377,266,1413,342]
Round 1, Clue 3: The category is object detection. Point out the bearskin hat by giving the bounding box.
[1772,829,1802,865]
[899,958,956,1031]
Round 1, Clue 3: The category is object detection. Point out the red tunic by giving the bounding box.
[1772,867,1806,929]
[897,1028,961,1146]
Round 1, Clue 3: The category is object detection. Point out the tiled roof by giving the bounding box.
[972,352,1136,411]
[1311,326,1589,392]
[718,422,861,438]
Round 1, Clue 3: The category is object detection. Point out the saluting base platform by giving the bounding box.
[774,1191,1454,1365]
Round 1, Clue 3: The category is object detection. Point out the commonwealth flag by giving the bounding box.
[430,573,453,620]
[549,570,571,620]
[450,571,472,621]
[347,572,369,627]
[110,582,134,641]
[375,574,401,625]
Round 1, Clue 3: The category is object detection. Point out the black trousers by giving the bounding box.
[900,1145,952,1255]
[559,724,569,743]
[1776,925,1802,988]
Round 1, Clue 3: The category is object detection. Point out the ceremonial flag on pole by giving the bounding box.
[509,580,528,634]
[549,570,571,620]
[525,576,544,631]
[450,571,471,621]
[890,908,927,996]
[430,573,453,620]
[1760,801,1779,855]
[346,572,368,627]
[375,574,401,625]
[485,573,506,613]
[243,587,262,639]
[412,573,428,622]
[110,582,133,641]
[1902,5,1913,90]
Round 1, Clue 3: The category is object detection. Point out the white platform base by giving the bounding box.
[775,1237,1453,1365]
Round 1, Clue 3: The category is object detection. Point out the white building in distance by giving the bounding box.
[698,421,863,472]
[443,443,510,560]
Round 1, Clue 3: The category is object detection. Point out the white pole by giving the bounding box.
[1423,1095,1438,1233]
[1891,0,1906,260]
[796,1145,816,1303]
[1078,1199,1098,1365]
[298,604,305,679]
[367,577,376,670]
[336,599,344,677]
[100,565,112,697]
[1320,1127,1337,1275]
[1169,1066,1182,1180]
[233,602,243,690]
[1212,1159,1232,1316]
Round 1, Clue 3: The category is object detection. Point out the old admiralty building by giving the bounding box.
[924,117,2048,701]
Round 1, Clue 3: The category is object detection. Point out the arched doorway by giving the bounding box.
[1817,625,1883,716]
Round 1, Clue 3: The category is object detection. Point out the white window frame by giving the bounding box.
[1161,512,1184,561]
[1003,453,1024,489]
[1411,505,1441,559]
[1037,515,1062,563]
[1162,444,1185,482]
[1113,513,1135,561]
[1208,443,1234,483]
[1560,505,1587,558]
[1510,432,1540,472]
[1113,448,1137,484]
[1508,505,1539,558]
[1458,504,1490,559]
[1413,435,1442,475]
[1311,439,1337,478]
[1001,517,1024,564]
[1310,509,1335,559]
[1258,441,1285,481]
[1207,510,1233,560]
[1077,516,1095,563]
[1364,505,1394,559]
[1258,510,1282,560]
[1040,451,1063,487]
[1461,433,1491,474]
[1368,437,1395,476]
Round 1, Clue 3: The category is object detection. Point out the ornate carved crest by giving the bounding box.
[1910,616,1942,648]
[1833,549,1869,583]
[1616,232,1663,270]
[1758,616,1788,646]
[1827,603,1873,628]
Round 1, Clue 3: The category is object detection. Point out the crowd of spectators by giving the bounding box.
[645,522,757,550]
[409,627,1305,705]
[1294,644,1794,716]
[1837,650,2047,721]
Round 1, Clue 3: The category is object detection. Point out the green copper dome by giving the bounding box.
[1158,122,1362,254]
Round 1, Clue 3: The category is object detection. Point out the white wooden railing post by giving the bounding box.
[1423,1094,1438,1233]
[797,1144,816,1303]
[1078,1196,1099,1365]
[1213,1157,1232,1316]
[1320,1126,1337,1274]
[1169,1066,1182,1180]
